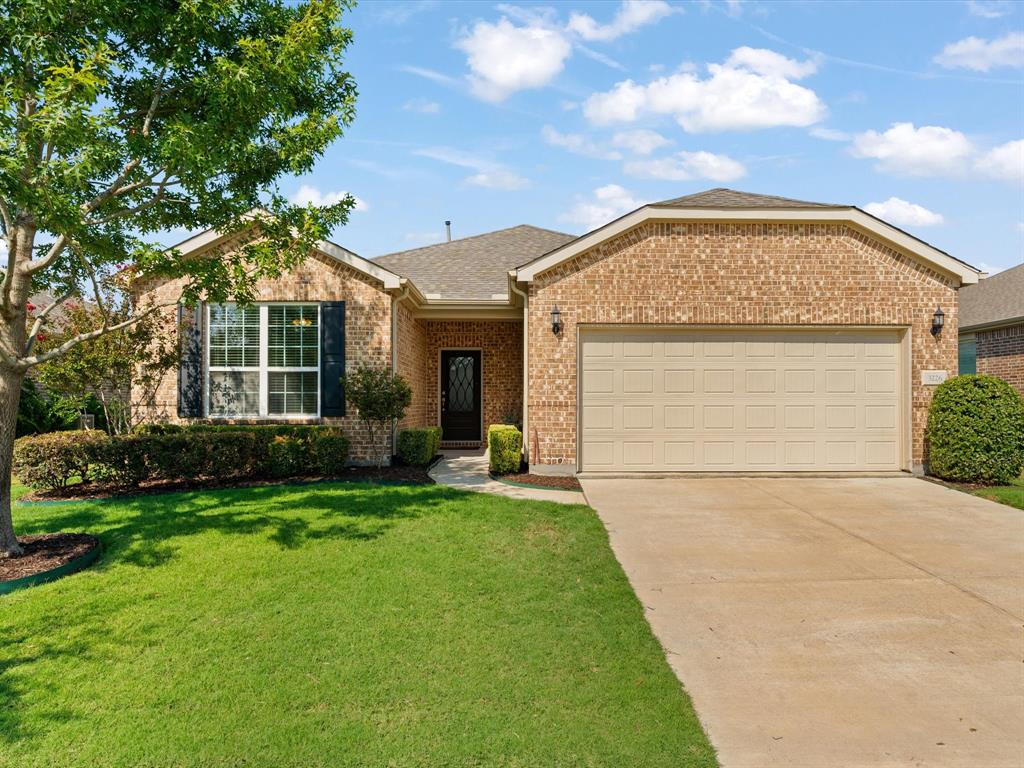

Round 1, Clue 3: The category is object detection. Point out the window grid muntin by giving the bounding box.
[206,303,320,418]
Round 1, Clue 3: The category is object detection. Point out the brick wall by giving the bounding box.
[976,323,1024,393]
[132,249,393,463]
[422,320,523,444]
[527,222,958,473]
[395,299,428,430]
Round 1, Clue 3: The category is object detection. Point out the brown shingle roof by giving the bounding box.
[959,262,1024,330]
[374,225,575,300]
[652,188,847,209]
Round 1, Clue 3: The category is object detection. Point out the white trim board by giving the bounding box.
[514,207,980,285]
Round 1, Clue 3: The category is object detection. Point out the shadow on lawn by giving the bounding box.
[14,481,466,569]
[1,482,468,745]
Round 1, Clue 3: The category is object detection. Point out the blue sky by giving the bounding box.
[283,0,1023,273]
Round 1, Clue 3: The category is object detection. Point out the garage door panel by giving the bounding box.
[580,329,903,472]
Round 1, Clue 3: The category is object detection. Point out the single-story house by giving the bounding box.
[133,188,981,475]
[958,262,1024,393]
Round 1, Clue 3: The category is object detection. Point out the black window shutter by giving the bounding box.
[177,301,204,418]
[320,302,346,417]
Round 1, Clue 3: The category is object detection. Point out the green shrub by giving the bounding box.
[926,374,1024,484]
[14,424,351,491]
[488,425,522,474]
[397,427,442,466]
[313,433,351,476]
[87,435,149,486]
[131,423,183,436]
[13,430,109,489]
[268,436,307,478]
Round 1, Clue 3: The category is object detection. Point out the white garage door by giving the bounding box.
[579,328,905,473]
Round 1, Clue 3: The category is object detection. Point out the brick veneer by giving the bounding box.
[395,300,428,431]
[132,249,393,462]
[422,320,523,444]
[526,221,958,473]
[976,323,1024,393]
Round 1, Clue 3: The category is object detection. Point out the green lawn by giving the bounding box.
[970,475,1024,510]
[1,480,716,768]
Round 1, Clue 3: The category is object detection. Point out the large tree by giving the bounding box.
[0,0,357,556]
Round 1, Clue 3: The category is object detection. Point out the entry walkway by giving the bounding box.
[429,450,587,505]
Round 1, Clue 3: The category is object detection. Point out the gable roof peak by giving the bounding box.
[653,188,847,210]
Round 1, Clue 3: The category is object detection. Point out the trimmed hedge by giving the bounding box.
[926,374,1024,484]
[488,424,523,474]
[14,425,351,491]
[397,427,442,467]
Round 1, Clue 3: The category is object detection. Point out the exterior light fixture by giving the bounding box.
[931,306,945,336]
[551,305,562,335]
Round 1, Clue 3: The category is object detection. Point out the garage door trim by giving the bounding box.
[576,324,912,474]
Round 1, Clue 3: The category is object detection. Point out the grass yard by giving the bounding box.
[1,480,716,768]
[969,475,1024,510]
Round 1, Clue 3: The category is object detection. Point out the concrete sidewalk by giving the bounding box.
[583,476,1024,768]
[429,450,587,505]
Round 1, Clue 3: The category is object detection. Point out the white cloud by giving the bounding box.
[975,139,1024,183]
[809,127,850,142]
[542,126,622,160]
[456,18,572,102]
[863,197,944,227]
[850,123,975,176]
[403,98,440,114]
[583,47,825,132]
[624,150,746,182]
[567,0,676,42]
[465,171,530,190]
[414,146,529,190]
[612,129,672,155]
[934,32,1024,71]
[398,65,459,86]
[561,184,646,231]
[724,46,819,79]
[291,185,368,211]
[966,0,1013,18]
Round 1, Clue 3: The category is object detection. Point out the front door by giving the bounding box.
[440,350,482,442]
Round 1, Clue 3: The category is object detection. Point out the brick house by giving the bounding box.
[133,188,982,475]
[958,262,1024,394]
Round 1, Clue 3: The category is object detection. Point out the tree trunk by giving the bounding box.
[0,365,25,557]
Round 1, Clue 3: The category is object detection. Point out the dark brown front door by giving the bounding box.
[440,350,481,442]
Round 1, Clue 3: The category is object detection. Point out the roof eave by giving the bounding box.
[514,205,981,286]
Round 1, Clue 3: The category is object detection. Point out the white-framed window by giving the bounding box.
[206,303,320,418]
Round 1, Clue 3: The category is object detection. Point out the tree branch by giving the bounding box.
[23,291,74,355]
[21,300,176,368]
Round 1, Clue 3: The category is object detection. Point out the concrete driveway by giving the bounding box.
[581,477,1024,768]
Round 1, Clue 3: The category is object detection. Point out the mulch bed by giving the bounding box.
[1,533,99,582]
[22,465,434,503]
[492,472,582,492]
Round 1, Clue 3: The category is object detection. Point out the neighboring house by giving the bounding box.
[132,188,980,474]
[958,263,1024,393]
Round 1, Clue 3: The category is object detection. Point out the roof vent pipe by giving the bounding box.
[445,220,451,242]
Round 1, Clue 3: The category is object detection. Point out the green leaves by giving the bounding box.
[1,0,357,305]
[926,374,1024,484]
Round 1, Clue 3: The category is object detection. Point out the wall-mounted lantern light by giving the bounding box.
[551,305,562,335]
[931,306,945,336]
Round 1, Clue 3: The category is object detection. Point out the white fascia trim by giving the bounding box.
[163,211,402,291]
[314,239,402,289]
[514,207,980,285]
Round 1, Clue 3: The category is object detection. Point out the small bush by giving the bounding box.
[397,427,442,466]
[13,430,108,489]
[268,436,308,478]
[313,433,351,476]
[926,374,1024,484]
[13,424,351,491]
[488,425,523,474]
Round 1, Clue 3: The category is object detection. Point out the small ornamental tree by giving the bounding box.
[926,374,1024,484]
[0,0,358,556]
[35,285,180,435]
[344,366,412,468]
